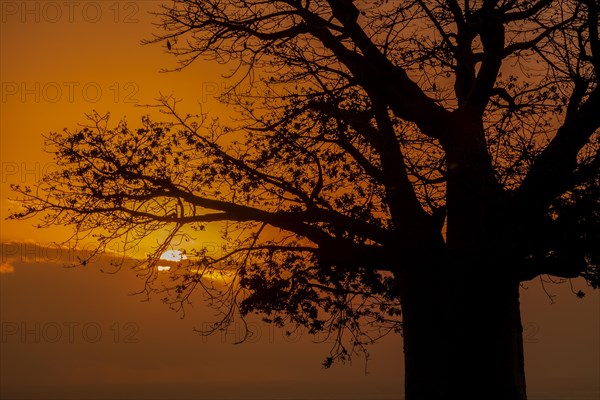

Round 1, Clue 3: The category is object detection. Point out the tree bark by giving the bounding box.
[398,259,527,400]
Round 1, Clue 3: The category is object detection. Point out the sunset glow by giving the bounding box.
[1,1,598,399]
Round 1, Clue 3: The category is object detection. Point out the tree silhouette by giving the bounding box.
[9,1,599,399]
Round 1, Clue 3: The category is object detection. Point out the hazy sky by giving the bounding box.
[0,1,598,399]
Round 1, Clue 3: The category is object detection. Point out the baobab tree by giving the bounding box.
[9,1,599,399]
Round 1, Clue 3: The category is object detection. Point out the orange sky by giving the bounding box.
[0,0,230,246]
[0,1,598,398]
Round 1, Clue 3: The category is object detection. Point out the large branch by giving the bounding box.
[98,168,393,245]
[307,98,439,241]
[14,183,403,272]
[502,17,576,58]
[518,254,587,282]
[460,7,505,115]
[295,2,452,140]
[371,104,438,240]
[515,87,600,217]
[582,0,600,75]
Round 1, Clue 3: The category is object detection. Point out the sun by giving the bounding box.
[159,249,187,262]
[156,249,187,272]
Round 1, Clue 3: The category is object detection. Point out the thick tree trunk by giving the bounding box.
[398,262,526,400]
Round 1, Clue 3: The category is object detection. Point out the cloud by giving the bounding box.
[0,259,15,273]
[0,240,144,272]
